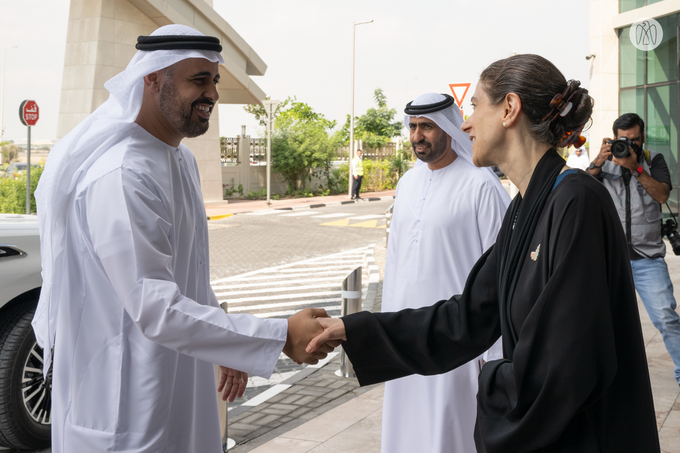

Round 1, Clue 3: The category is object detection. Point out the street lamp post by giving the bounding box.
[0,46,17,143]
[262,99,279,206]
[348,20,373,198]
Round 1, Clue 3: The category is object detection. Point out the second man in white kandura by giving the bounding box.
[380,93,510,453]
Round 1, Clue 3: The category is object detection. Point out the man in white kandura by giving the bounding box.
[33,25,330,453]
[381,93,510,453]
[566,145,589,170]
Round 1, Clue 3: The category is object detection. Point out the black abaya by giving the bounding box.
[342,150,659,452]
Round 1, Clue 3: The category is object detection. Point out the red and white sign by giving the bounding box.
[448,83,471,118]
[19,100,39,127]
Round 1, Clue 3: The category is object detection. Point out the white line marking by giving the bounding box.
[244,210,282,216]
[280,211,317,217]
[221,290,343,304]
[251,306,341,318]
[214,283,342,297]
[311,213,356,218]
[210,246,371,283]
[211,276,348,290]
[349,215,385,220]
[224,298,342,312]
[217,270,354,283]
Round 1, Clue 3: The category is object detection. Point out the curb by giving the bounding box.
[206,213,234,221]
[214,195,395,217]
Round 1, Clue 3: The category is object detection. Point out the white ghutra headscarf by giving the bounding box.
[404,92,511,208]
[33,24,225,376]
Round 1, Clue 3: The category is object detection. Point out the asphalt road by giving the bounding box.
[208,199,393,281]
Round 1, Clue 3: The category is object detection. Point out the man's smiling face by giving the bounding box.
[159,58,220,138]
[408,117,449,163]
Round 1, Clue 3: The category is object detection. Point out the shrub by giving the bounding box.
[0,165,43,214]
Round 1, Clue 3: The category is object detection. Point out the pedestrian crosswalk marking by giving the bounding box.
[312,213,358,219]
[212,276,349,290]
[349,220,378,228]
[211,245,377,319]
[280,211,316,217]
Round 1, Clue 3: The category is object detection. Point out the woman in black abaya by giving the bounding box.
[307,54,660,452]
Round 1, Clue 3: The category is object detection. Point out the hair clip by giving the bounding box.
[558,124,587,148]
[542,80,582,122]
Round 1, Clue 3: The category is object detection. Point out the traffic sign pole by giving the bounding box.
[19,100,39,214]
[25,126,30,214]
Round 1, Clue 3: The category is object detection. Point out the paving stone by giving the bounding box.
[228,422,259,432]
[296,387,332,397]
[267,403,299,412]
[278,394,304,405]
[239,413,266,425]
[288,406,312,418]
[327,380,347,389]
[293,395,316,406]
[265,393,287,404]
[260,406,294,416]
[279,416,293,423]
[306,396,331,408]
[252,414,280,426]
[324,388,349,400]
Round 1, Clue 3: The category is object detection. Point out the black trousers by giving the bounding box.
[352,176,363,198]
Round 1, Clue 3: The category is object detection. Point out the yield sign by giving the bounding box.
[448,83,471,108]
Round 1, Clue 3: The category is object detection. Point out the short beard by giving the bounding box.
[411,131,449,163]
[159,68,211,139]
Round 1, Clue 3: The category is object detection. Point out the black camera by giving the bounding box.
[606,137,642,159]
[661,218,680,256]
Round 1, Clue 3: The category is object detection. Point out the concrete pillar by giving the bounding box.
[184,106,223,202]
[589,0,620,159]
[238,134,251,193]
[57,0,157,138]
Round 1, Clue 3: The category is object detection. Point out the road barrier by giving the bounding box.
[336,266,362,378]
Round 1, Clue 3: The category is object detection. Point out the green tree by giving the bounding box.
[264,101,339,193]
[242,97,291,127]
[354,88,403,149]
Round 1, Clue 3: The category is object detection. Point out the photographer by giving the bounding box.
[588,113,680,387]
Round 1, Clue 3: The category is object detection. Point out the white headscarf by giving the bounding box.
[404,92,510,207]
[33,24,225,375]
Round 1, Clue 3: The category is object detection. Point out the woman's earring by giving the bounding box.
[503,122,507,128]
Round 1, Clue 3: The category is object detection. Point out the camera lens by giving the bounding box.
[611,140,630,158]
[668,229,680,256]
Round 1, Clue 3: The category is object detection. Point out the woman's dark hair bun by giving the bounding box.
[479,54,594,147]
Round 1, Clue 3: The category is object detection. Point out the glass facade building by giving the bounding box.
[619,7,679,209]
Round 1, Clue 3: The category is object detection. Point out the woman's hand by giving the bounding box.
[306,317,346,353]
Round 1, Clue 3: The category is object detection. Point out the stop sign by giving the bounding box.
[19,100,39,126]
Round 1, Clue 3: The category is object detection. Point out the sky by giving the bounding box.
[0,0,592,143]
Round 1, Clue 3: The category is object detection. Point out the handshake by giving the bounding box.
[218,308,348,402]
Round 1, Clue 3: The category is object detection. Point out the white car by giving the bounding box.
[0,214,50,449]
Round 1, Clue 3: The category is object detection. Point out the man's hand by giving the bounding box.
[587,138,613,176]
[306,317,347,353]
[217,366,248,402]
[612,145,639,172]
[284,308,336,364]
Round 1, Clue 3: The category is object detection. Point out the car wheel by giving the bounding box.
[0,300,51,449]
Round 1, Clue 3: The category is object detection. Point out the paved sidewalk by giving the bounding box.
[205,190,396,220]
[242,239,680,453]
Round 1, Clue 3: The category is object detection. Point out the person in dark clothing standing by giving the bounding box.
[307,54,660,452]
[351,149,364,199]
[588,113,680,386]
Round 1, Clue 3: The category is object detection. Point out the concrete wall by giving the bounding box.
[57,0,268,202]
[589,0,620,159]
